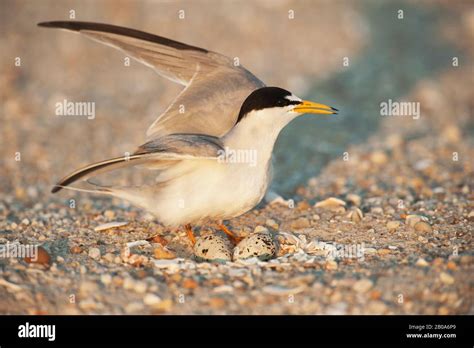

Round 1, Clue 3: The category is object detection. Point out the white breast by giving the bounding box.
[147,108,297,226]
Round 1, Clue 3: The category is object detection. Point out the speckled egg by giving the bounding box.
[193,234,232,263]
[233,232,277,261]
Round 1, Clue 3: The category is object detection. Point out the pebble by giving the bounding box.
[416,258,429,267]
[262,285,305,296]
[125,302,145,313]
[24,246,51,266]
[104,210,115,219]
[133,281,148,294]
[370,151,388,165]
[213,285,234,293]
[100,274,112,285]
[88,247,101,260]
[315,197,346,212]
[233,232,276,261]
[289,217,310,229]
[468,210,474,222]
[254,225,268,233]
[414,221,432,233]
[325,260,338,270]
[182,279,198,289]
[347,208,363,223]
[143,293,162,306]
[439,272,455,285]
[153,244,176,259]
[70,246,82,254]
[353,279,373,293]
[386,221,401,230]
[21,218,30,226]
[194,234,232,263]
[405,214,427,227]
[371,207,384,215]
[94,221,128,232]
[265,219,279,230]
[346,193,361,206]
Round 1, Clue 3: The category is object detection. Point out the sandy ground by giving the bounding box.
[0,0,473,314]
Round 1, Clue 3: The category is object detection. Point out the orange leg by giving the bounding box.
[218,224,243,245]
[185,224,196,246]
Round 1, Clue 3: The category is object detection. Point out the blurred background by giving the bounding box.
[1,0,473,198]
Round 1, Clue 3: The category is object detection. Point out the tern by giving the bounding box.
[39,21,338,244]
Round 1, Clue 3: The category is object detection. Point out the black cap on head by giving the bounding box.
[236,87,300,124]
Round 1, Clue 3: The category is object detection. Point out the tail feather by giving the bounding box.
[51,154,147,193]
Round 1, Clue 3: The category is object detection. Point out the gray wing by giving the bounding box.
[38,21,265,139]
[51,133,224,193]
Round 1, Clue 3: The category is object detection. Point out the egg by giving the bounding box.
[193,233,232,263]
[233,232,277,261]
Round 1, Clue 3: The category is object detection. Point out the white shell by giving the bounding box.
[233,232,276,261]
[193,234,232,263]
[94,221,128,231]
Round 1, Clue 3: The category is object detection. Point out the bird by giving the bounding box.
[38,21,338,245]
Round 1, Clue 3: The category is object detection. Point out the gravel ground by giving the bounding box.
[0,0,473,314]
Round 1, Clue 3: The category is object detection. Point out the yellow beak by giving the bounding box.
[293,100,338,115]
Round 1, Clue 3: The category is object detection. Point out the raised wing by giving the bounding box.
[38,21,264,138]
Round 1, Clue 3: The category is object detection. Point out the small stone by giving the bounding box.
[153,244,176,260]
[468,211,474,222]
[208,297,226,309]
[254,225,268,233]
[127,254,148,266]
[125,302,145,313]
[346,193,361,206]
[103,253,115,262]
[88,247,101,260]
[290,217,311,229]
[370,151,388,165]
[79,281,99,297]
[24,246,51,266]
[446,261,457,270]
[353,279,373,293]
[100,274,112,285]
[149,235,169,245]
[386,221,401,231]
[143,293,162,306]
[406,214,428,227]
[439,272,455,285]
[347,208,363,223]
[133,281,148,294]
[325,260,338,270]
[70,246,83,254]
[377,249,391,255]
[414,221,432,233]
[21,218,30,226]
[182,279,198,289]
[78,299,97,311]
[416,258,429,267]
[94,221,128,232]
[265,219,279,230]
[371,207,384,215]
[315,197,346,212]
[312,214,320,221]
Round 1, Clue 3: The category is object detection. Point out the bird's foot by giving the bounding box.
[185,224,196,246]
[218,224,243,245]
